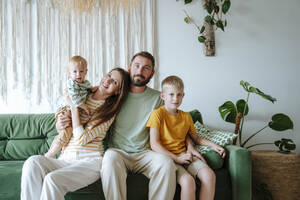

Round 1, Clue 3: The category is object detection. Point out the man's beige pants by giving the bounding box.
[101,148,177,200]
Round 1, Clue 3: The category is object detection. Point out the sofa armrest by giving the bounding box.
[224,145,252,200]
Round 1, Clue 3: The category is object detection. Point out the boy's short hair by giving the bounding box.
[68,55,87,69]
[161,75,184,92]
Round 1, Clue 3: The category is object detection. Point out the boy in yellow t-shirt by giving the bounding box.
[146,75,226,200]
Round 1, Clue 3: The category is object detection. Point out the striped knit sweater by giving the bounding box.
[63,93,115,154]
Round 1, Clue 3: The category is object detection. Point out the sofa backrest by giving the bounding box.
[0,111,203,161]
[0,114,58,160]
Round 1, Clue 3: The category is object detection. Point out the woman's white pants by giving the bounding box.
[21,151,102,200]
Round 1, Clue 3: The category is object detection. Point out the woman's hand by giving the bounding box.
[56,112,71,131]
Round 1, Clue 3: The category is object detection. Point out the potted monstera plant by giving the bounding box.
[218,80,295,153]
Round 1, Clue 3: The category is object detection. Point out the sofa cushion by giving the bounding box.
[0,161,23,200]
[0,114,58,160]
[194,121,237,147]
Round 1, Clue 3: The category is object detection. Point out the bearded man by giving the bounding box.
[101,51,177,200]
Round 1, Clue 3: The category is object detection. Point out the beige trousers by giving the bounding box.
[101,148,177,200]
[176,154,209,182]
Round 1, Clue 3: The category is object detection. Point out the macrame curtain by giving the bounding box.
[0,0,157,112]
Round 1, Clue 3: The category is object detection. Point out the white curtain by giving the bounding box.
[0,0,157,112]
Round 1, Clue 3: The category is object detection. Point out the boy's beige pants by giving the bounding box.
[101,148,177,200]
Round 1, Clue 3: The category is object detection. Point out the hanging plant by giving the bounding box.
[178,0,231,43]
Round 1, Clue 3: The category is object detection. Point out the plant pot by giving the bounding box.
[251,150,300,200]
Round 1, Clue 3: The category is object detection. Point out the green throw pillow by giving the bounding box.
[193,121,237,170]
[203,150,224,170]
[194,121,237,148]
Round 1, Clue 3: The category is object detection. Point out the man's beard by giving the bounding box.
[131,74,151,86]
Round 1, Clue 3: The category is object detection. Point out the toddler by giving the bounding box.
[45,55,96,158]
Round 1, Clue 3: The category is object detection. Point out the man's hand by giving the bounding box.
[213,145,226,158]
[175,152,193,165]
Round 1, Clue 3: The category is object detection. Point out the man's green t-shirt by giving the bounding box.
[108,87,163,153]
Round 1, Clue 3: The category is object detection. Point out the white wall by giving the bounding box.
[157,0,300,153]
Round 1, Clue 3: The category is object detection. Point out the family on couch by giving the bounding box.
[21,51,225,200]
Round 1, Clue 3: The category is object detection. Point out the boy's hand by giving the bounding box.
[187,148,207,163]
[213,145,226,158]
[175,153,193,165]
[90,86,98,93]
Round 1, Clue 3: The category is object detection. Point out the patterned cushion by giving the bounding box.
[194,121,237,154]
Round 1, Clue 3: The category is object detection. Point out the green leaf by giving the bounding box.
[236,99,249,116]
[274,138,296,153]
[200,26,205,33]
[184,17,190,24]
[254,88,277,103]
[274,140,281,147]
[218,101,237,124]
[285,143,296,151]
[184,0,193,4]
[240,80,277,103]
[281,138,293,143]
[222,0,231,14]
[269,113,294,131]
[198,35,206,43]
[205,15,212,23]
[206,2,214,14]
[240,80,251,92]
[216,20,225,31]
[248,86,257,93]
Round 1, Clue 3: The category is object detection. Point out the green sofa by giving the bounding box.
[0,112,252,200]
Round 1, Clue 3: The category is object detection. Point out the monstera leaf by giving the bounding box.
[219,99,249,124]
[240,80,277,103]
[269,113,294,131]
[219,101,236,123]
[236,99,249,115]
[275,138,296,153]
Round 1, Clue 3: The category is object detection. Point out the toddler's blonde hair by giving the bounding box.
[67,55,87,69]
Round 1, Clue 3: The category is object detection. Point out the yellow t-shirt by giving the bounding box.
[146,106,196,154]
